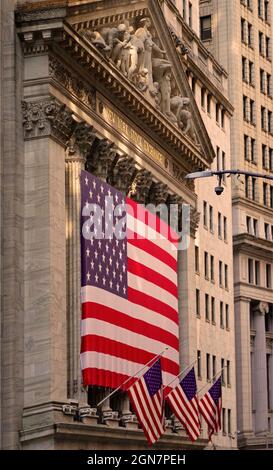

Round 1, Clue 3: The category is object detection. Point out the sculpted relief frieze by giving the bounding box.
[78,16,199,146]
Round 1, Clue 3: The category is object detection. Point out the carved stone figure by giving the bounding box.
[158,70,177,122]
[170,96,198,142]
[136,68,149,92]
[79,29,110,53]
[101,24,129,65]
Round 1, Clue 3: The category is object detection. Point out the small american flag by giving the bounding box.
[166,367,201,441]
[199,376,222,439]
[127,358,164,445]
[80,171,179,391]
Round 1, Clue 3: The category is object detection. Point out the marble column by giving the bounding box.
[65,122,96,407]
[234,296,253,434]
[253,302,269,434]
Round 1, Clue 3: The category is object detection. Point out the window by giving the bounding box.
[216,102,220,123]
[249,61,254,84]
[259,31,264,55]
[250,99,255,124]
[207,94,211,114]
[203,201,208,227]
[195,246,199,272]
[245,175,250,198]
[209,205,214,232]
[266,264,272,288]
[248,23,252,46]
[270,186,273,208]
[224,264,228,288]
[267,74,271,96]
[212,355,216,379]
[204,251,209,278]
[182,0,186,18]
[220,301,224,328]
[248,258,254,284]
[261,106,266,130]
[251,138,256,162]
[218,212,222,238]
[260,68,265,92]
[222,151,226,182]
[258,0,262,17]
[246,215,251,233]
[211,297,215,324]
[210,255,215,281]
[224,216,227,241]
[227,360,231,386]
[205,293,210,321]
[270,148,273,170]
[189,2,192,28]
[221,358,225,385]
[228,409,232,435]
[192,76,196,96]
[201,87,206,108]
[206,353,211,381]
[216,146,220,170]
[265,1,269,22]
[219,261,223,286]
[266,36,271,59]
[242,57,247,81]
[269,111,272,133]
[265,222,270,239]
[222,408,226,435]
[255,260,260,285]
[252,177,256,200]
[244,135,249,160]
[196,289,200,317]
[200,15,212,41]
[221,109,225,128]
[264,182,268,205]
[253,218,258,236]
[241,18,246,43]
[262,144,267,168]
[197,350,202,379]
[225,304,230,330]
[243,95,248,120]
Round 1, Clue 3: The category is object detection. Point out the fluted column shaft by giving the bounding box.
[66,153,86,403]
[253,307,268,433]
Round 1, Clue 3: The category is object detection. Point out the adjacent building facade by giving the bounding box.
[0,0,236,450]
[199,0,273,450]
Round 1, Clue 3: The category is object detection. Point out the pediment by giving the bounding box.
[63,0,215,167]
[17,0,215,171]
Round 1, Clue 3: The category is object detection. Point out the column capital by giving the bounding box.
[22,97,75,147]
[66,122,96,164]
[234,296,252,304]
[190,206,200,237]
[128,169,153,204]
[110,154,136,194]
[253,301,270,316]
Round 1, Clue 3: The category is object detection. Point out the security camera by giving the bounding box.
[215,185,224,196]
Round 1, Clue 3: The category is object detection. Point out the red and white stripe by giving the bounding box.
[199,394,222,439]
[127,377,164,445]
[81,197,179,391]
[166,387,201,441]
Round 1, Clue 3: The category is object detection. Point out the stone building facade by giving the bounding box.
[0,0,234,450]
[199,0,273,450]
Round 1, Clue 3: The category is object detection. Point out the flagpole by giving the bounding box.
[96,347,169,408]
[163,358,197,391]
[197,366,227,396]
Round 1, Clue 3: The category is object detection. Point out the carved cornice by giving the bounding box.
[49,56,96,109]
[22,97,75,146]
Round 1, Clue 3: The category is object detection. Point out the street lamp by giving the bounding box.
[185,169,273,196]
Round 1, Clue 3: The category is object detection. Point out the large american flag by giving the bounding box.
[199,377,222,439]
[127,358,164,445]
[80,170,179,392]
[166,367,201,441]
